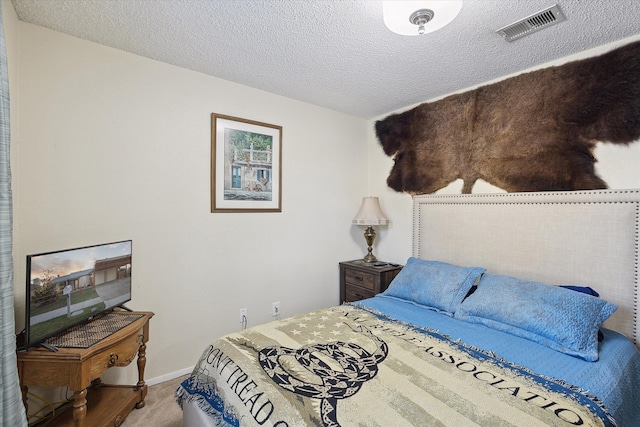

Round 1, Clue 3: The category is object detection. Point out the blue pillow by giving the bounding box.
[454,273,617,361]
[382,258,485,315]
[560,285,603,341]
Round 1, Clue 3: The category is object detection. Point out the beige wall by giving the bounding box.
[6,1,369,385]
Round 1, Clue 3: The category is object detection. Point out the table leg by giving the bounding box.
[135,339,147,409]
[20,383,28,413]
[72,388,87,427]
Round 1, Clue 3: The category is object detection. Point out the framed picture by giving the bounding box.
[211,114,282,213]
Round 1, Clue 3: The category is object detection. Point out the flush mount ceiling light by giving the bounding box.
[383,1,463,36]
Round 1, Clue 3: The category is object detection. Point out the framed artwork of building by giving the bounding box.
[211,113,282,213]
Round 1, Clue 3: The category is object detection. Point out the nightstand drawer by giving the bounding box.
[345,285,375,302]
[345,269,375,291]
[339,260,402,304]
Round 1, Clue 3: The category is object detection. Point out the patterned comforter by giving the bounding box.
[176,304,614,426]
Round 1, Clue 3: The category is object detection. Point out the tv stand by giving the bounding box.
[17,311,154,427]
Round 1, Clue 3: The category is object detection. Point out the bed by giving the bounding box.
[176,189,640,427]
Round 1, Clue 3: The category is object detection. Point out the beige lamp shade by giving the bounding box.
[352,197,389,225]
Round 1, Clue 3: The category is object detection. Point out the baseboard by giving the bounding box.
[147,366,193,386]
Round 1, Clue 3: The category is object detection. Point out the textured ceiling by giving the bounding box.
[10,0,640,118]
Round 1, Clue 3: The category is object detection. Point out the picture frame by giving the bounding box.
[211,113,282,213]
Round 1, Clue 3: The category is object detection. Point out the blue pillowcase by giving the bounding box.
[455,273,617,361]
[560,285,603,341]
[383,258,485,315]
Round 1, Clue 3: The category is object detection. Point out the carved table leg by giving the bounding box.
[72,388,87,427]
[20,384,29,414]
[135,337,147,409]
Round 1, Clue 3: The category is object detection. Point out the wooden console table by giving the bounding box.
[17,310,154,427]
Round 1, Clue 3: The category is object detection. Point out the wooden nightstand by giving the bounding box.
[339,260,402,303]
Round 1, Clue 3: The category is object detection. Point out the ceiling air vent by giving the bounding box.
[496,4,566,42]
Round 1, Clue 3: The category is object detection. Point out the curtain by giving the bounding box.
[0,4,28,427]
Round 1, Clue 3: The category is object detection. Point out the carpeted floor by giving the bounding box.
[122,374,188,426]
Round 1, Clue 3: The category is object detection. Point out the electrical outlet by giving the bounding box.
[272,302,280,317]
[239,308,247,323]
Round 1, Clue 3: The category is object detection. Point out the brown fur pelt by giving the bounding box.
[376,41,640,194]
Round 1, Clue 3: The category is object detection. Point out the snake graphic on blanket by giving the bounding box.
[177,305,614,426]
[258,324,388,427]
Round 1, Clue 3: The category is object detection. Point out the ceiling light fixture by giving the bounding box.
[409,9,435,35]
[383,1,463,36]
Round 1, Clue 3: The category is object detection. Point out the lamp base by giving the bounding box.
[363,252,378,263]
[362,226,378,263]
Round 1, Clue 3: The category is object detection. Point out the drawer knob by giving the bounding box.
[355,293,364,298]
[109,353,119,366]
[354,275,364,281]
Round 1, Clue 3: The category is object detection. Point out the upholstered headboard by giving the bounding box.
[413,189,639,348]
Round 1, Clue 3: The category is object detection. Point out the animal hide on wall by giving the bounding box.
[375,41,640,194]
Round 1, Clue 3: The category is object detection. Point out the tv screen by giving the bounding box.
[24,240,132,349]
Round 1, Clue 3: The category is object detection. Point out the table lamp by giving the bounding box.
[352,196,389,263]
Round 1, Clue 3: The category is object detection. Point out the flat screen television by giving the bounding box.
[23,240,132,350]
